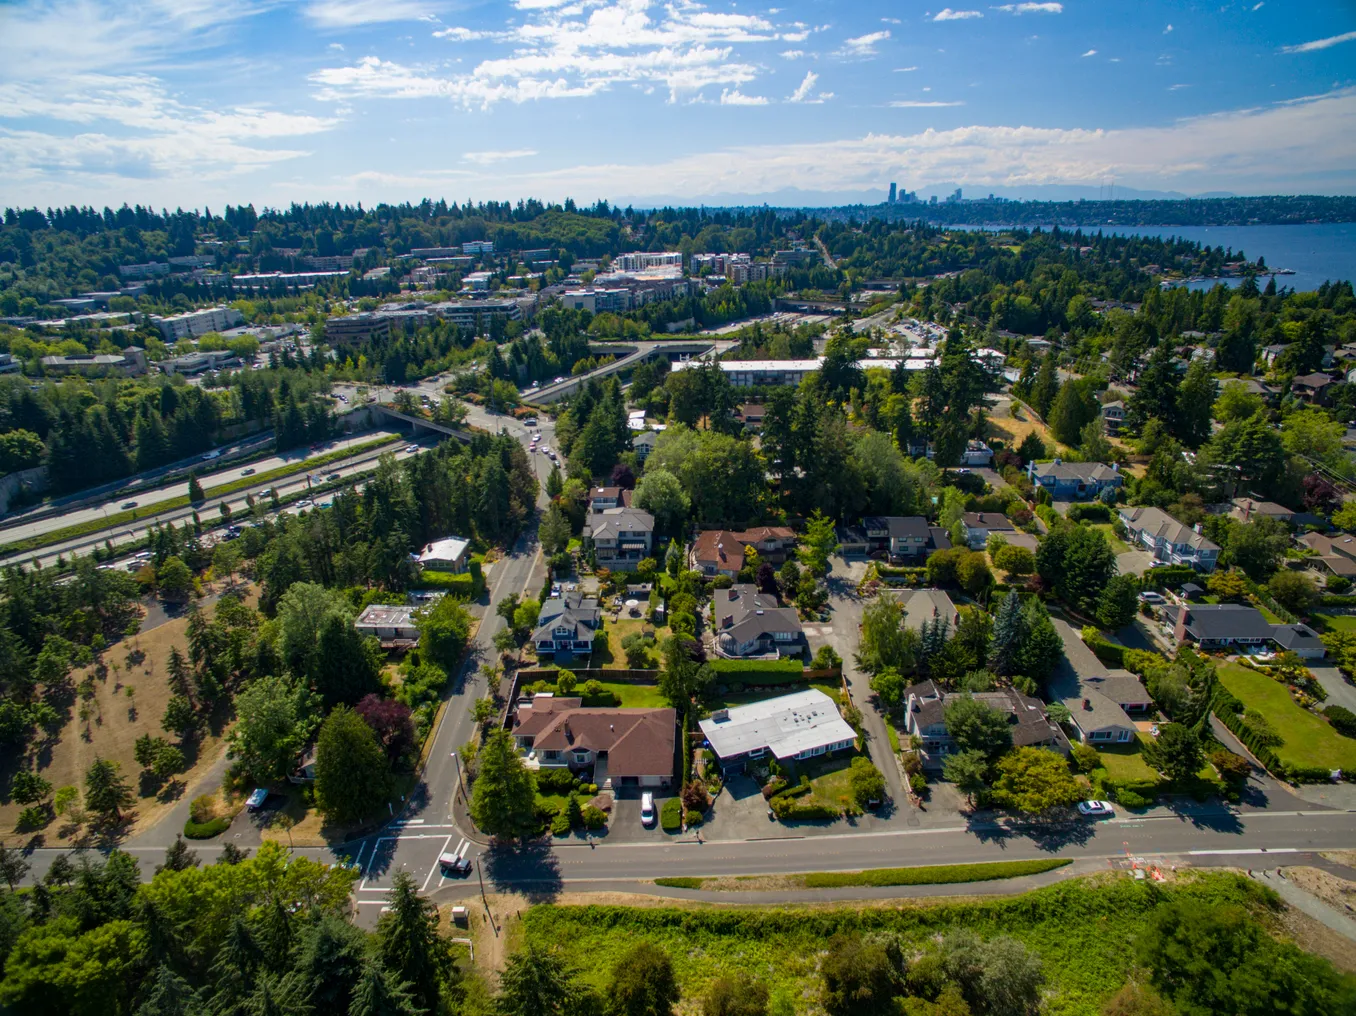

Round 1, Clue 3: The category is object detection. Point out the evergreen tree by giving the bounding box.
[348,960,423,1016]
[988,590,1023,676]
[468,729,537,840]
[1047,379,1098,447]
[1013,598,1064,685]
[1176,357,1219,448]
[155,835,199,875]
[378,871,454,1015]
[1129,341,1179,432]
[1030,354,1059,420]
[498,941,593,1016]
[135,964,196,1016]
[187,472,205,503]
[84,756,134,823]
[166,646,192,700]
[314,705,394,824]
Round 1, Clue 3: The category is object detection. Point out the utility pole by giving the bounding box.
[450,751,467,803]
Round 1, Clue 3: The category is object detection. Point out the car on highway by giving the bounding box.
[295,499,313,509]
[405,444,420,453]
[246,788,269,812]
[1077,800,1115,818]
[553,376,566,384]
[327,472,341,481]
[120,501,138,510]
[202,450,221,460]
[241,467,256,476]
[640,792,656,827]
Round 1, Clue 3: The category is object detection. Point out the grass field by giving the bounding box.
[1,596,240,840]
[582,682,668,708]
[1090,523,1131,554]
[702,682,842,714]
[654,859,1071,891]
[1093,738,1161,783]
[1312,612,1356,633]
[521,872,1283,1015]
[795,755,858,812]
[1217,663,1356,771]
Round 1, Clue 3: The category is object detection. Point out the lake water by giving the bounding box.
[956,222,1356,293]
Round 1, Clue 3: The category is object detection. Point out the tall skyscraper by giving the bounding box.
[888,182,897,204]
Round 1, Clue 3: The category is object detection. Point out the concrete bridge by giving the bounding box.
[371,404,474,441]
[525,339,718,403]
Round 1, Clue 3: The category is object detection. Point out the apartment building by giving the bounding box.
[152,305,245,342]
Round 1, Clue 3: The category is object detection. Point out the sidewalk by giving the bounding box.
[1250,869,1356,942]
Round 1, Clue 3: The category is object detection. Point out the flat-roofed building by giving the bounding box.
[699,689,857,771]
[354,604,420,648]
[153,305,244,342]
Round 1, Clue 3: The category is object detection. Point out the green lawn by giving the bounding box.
[597,618,666,669]
[1255,604,1283,623]
[1217,663,1356,771]
[1093,738,1161,783]
[1312,612,1356,633]
[1090,524,1131,554]
[581,682,668,708]
[787,753,860,812]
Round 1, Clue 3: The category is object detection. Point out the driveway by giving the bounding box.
[1116,550,1156,577]
[1309,664,1356,716]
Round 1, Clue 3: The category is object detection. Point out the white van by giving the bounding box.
[640,792,656,827]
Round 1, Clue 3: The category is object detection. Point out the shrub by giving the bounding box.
[189,794,217,824]
[1209,749,1251,783]
[1326,576,1352,594]
[1324,704,1356,738]
[908,772,928,795]
[1067,503,1111,523]
[550,811,571,836]
[1143,565,1196,591]
[1114,788,1155,809]
[184,816,231,839]
[802,858,1070,888]
[654,876,704,889]
[684,810,703,827]
[535,768,578,793]
[1070,744,1102,774]
[680,780,710,813]
[660,797,682,832]
[1284,763,1337,783]
[770,798,840,821]
[761,777,788,799]
[16,806,49,830]
[581,805,607,830]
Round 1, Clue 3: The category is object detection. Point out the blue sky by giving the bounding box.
[1,0,1354,210]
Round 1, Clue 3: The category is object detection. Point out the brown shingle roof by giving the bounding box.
[691,530,745,571]
[512,696,584,739]
[532,707,676,779]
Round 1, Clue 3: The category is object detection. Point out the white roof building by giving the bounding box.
[699,689,857,764]
[417,536,471,572]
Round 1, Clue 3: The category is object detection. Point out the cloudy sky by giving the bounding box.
[1,0,1354,210]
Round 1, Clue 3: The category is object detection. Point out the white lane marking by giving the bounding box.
[352,841,369,876]
[1188,847,1301,856]
[422,836,453,893]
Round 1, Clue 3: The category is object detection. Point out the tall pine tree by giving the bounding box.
[989,590,1023,676]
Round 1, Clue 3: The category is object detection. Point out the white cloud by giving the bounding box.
[839,30,890,56]
[1081,49,1097,57]
[1281,30,1356,54]
[434,27,491,42]
[719,87,768,105]
[882,17,901,24]
[780,31,809,42]
[306,0,437,28]
[1168,83,1190,91]
[992,3,1063,13]
[787,70,818,102]
[463,149,538,164]
[894,66,919,72]
[934,9,983,21]
[1252,2,1264,9]
[890,99,965,107]
[780,50,804,59]
[1164,24,1173,33]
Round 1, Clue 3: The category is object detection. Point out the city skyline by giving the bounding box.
[1,0,1354,210]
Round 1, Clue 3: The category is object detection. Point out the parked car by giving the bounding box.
[246,788,268,811]
[640,792,656,827]
[1077,800,1115,818]
[524,418,538,427]
[1137,591,1165,604]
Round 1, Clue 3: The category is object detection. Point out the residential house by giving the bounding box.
[1261,343,1289,367]
[532,592,602,658]
[1165,603,1326,659]
[632,430,658,461]
[733,526,796,564]
[1299,531,1356,578]
[584,508,655,572]
[354,604,420,649]
[689,530,745,578]
[902,680,1069,768]
[713,584,804,658]
[416,536,471,573]
[1049,626,1146,744]
[738,403,766,430]
[1293,373,1336,404]
[898,589,959,633]
[1238,379,1281,403]
[511,694,676,788]
[587,486,624,513]
[962,512,1016,550]
[1101,400,1126,435]
[961,440,993,466]
[698,689,857,771]
[1026,460,1123,501]
[1118,507,1220,572]
[862,516,952,562]
[1228,498,1294,525]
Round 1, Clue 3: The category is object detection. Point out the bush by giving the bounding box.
[660,797,682,832]
[653,877,704,889]
[535,768,578,793]
[1143,565,1196,591]
[412,570,481,598]
[189,794,217,824]
[1210,749,1251,783]
[581,805,607,830]
[184,816,231,839]
[1324,704,1356,738]
[550,811,571,836]
[802,858,1070,888]
[1070,744,1102,774]
[1284,763,1337,783]
[1067,503,1111,523]
[770,798,841,821]
[1320,594,1356,607]
[761,777,788,799]
[1113,788,1155,809]
[16,806,49,830]
[684,810,704,827]
[908,772,928,795]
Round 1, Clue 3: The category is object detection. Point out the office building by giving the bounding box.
[462,271,493,292]
[152,305,244,342]
[41,346,147,377]
[888,182,897,204]
[231,271,347,290]
[119,263,170,280]
[462,241,495,255]
[614,251,683,272]
[325,313,391,344]
[160,349,240,376]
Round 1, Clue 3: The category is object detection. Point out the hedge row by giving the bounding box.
[707,658,807,685]
[1082,627,1126,667]
[1142,565,1197,591]
[660,797,682,832]
[1067,503,1112,523]
[412,563,484,598]
[1211,695,1337,783]
[770,799,840,821]
[653,877,705,889]
[801,858,1070,889]
[184,816,232,839]
[1320,595,1356,608]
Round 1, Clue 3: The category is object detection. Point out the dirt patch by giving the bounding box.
[1273,900,1356,974]
[985,399,1056,454]
[1281,866,1356,918]
[1322,850,1356,869]
[5,596,246,844]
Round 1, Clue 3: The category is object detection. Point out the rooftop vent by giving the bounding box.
[711,708,729,722]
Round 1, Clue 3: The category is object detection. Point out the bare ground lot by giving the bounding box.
[3,594,248,844]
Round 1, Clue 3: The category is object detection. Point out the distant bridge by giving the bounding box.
[525,340,717,403]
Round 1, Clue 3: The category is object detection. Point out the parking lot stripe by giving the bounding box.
[422,836,452,893]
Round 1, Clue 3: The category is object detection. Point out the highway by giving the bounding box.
[0,431,423,570]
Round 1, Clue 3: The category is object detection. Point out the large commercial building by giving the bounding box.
[231,271,347,290]
[325,313,392,344]
[41,346,147,377]
[152,305,245,342]
[614,251,683,271]
[118,263,170,280]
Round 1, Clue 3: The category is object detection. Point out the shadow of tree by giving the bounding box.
[482,837,563,903]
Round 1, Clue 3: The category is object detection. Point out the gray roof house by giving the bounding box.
[699,688,857,769]
[898,589,960,633]
[1165,603,1326,659]
[583,508,655,572]
[1026,460,1123,501]
[862,516,951,562]
[1118,506,1220,573]
[962,512,1016,550]
[902,680,1070,768]
[1051,626,1147,745]
[713,584,804,659]
[1101,400,1126,434]
[532,592,602,658]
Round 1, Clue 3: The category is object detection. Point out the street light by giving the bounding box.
[450,751,468,802]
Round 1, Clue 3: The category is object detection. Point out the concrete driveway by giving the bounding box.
[1116,550,1156,576]
[1309,664,1356,716]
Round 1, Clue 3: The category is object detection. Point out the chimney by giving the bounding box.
[1173,607,1190,645]
[1111,463,1119,472]
[1082,698,1091,710]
